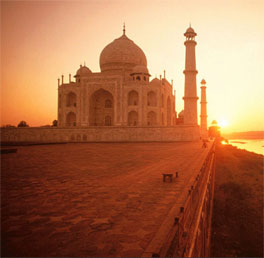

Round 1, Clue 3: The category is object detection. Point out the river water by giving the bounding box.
[227,139,264,155]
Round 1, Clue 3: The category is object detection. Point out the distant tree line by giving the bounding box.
[1,120,58,128]
[17,121,29,127]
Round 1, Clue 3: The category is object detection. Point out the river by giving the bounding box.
[227,139,264,155]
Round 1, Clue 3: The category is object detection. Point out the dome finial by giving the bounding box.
[123,22,126,35]
[189,22,191,28]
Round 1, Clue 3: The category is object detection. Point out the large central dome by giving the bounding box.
[99,32,147,73]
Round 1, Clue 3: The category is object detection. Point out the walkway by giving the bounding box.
[1,141,212,257]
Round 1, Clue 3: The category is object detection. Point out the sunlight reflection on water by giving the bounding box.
[228,139,264,155]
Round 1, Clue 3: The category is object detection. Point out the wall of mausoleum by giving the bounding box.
[1,126,200,143]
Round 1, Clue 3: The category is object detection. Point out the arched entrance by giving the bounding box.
[89,89,114,126]
[66,112,76,126]
[128,90,139,106]
[147,111,157,126]
[66,92,77,107]
[147,91,157,107]
[128,111,138,126]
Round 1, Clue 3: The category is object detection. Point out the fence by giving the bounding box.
[142,141,216,257]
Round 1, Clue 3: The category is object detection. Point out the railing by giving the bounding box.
[142,141,216,257]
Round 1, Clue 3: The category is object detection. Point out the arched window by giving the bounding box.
[147,111,157,126]
[89,89,114,126]
[136,76,141,81]
[128,90,139,106]
[105,99,112,108]
[66,112,76,127]
[128,111,138,126]
[161,94,164,108]
[144,76,146,81]
[66,92,77,107]
[147,91,157,107]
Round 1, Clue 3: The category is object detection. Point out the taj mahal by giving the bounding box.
[2,25,208,143]
[57,25,208,135]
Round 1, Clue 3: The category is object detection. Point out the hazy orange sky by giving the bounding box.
[1,0,263,132]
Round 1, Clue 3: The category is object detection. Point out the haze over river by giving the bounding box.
[229,139,264,155]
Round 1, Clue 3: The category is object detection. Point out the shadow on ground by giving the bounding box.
[211,144,263,257]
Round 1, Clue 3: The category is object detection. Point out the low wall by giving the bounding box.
[1,125,200,143]
[142,141,216,257]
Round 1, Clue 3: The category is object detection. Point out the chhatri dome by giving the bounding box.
[75,65,92,77]
[186,27,195,33]
[184,25,197,38]
[201,79,206,85]
[99,25,147,73]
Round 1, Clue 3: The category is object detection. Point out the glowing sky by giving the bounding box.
[1,0,264,132]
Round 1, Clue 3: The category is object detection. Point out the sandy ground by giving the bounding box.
[1,141,211,257]
[211,144,263,257]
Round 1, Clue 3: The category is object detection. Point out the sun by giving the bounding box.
[219,119,229,128]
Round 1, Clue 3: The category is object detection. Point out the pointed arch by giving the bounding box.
[89,89,114,126]
[147,111,157,126]
[147,91,157,107]
[128,90,139,106]
[128,111,138,126]
[66,92,77,107]
[66,112,76,126]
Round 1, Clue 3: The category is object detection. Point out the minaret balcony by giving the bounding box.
[183,70,198,74]
[183,96,199,100]
[184,40,197,46]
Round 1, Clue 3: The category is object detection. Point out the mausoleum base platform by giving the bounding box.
[1,125,200,143]
[1,141,214,257]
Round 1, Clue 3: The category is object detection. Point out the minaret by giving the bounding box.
[183,26,198,125]
[200,79,208,137]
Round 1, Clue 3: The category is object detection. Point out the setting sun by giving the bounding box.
[218,119,229,128]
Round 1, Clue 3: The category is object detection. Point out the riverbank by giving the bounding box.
[211,144,263,257]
